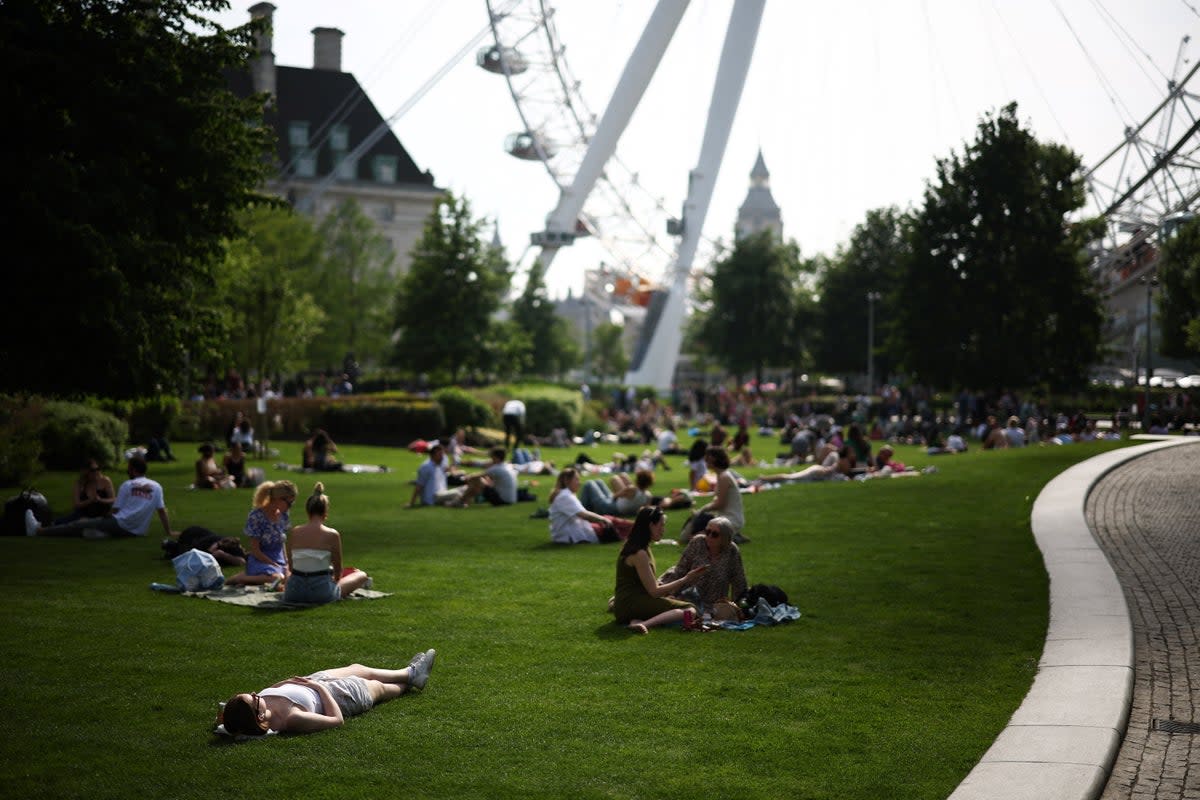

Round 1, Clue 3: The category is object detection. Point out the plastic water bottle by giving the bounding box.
[149,582,179,592]
[701,604,713,628]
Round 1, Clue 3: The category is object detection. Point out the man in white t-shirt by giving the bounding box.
[28,456,175,539]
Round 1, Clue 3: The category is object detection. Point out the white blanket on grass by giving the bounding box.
[175,585,391,608]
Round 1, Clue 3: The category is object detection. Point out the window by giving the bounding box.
[295,150,317,178]
[288,121,309,147]
[336,155,357,180]
[330,124,349,152]
[294,194,315,214]
[374,155,397,184]
[377,203,394,222]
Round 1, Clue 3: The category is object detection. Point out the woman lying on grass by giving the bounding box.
[217,651,435,737]
[611,506,706,634]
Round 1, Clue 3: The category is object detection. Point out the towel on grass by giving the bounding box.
[154,584,391,609]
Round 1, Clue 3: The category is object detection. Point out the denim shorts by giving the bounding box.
[283,573,340,605]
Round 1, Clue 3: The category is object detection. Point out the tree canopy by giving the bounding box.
[511,260,580,379]
[1157,216,1200,363]
[693,230,802,386]
[814,208,910,381]
[4,0,274,398]
[887,103,1105,391]
[391,193,511,382]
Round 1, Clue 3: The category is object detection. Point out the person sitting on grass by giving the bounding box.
[226,481,297,587]
[409,442,469,508]
[659,516,747,621]
[302,429,343,472]
[283,482,371,605]
[28,455,176,539]
[611,506,707,634]
[457,447,519,507]
[195,443,235,490]
[548,468,631,544]
[54,457,116,524]
[217,651,436,738]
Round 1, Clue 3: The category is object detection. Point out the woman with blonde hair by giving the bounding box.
[283,482,371,604]
[226,480,297,587]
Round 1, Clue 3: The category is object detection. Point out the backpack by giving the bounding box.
[2,490,53,536]
[739,583,789,608]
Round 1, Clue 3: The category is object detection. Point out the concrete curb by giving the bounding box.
[947,437,1195,800]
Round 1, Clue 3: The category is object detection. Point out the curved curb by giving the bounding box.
[947,437,1195,800]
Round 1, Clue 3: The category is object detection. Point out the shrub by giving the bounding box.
[39,401,127,470]
[0,395,45,486]
[320,401,443,446]
[523,396,576,437]
[434,387,495,433]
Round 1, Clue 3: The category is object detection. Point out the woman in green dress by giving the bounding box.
[611,506,707,634]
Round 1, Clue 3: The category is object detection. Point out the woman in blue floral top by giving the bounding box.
[227,480,297,587]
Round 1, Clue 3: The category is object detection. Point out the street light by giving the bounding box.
[1140,272,1159,431]
[866,291,881,395]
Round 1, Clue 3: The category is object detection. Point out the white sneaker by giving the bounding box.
[24,509,39,537]
[408,649,436,690]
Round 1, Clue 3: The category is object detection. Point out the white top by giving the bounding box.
[717,473,745,532]
[657,429,677,452]
[549,490,597,544]
[260,682,322,714]
[291,548,332,573]
[113,477,165,536]
[502,399,526,417]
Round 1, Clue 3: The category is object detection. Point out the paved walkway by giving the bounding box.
[1088,441,1200,800]
[949,438,1198,800]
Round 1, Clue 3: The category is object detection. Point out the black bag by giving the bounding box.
[3,489,53,536]
[739,583,789,608]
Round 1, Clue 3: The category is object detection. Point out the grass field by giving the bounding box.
[0,435,1134,799]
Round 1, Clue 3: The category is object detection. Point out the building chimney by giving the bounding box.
[248,2,276,98]
[312,27,344,72]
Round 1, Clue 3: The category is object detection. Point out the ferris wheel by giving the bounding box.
[478,0,766,389]
[478,1,683,282]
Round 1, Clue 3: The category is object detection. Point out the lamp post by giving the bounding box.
[866,291,881,395]
[1140,273,1159,431]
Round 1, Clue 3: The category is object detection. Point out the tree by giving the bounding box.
[391,193,511,382]
[693,230,799,386]
[1157,216,1200,362]
[511,260,580,378]
[590,323,629,384]
[4,0,274,398]
[309,199,397,370]
[217,205,326,385]
[814,208,910,379]
[888,103,1105,390]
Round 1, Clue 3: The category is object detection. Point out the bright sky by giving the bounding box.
[204,1,1198,299]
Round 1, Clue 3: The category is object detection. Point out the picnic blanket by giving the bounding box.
[701,599,802,631]
[150,583,391,609]
[273,463,391,474]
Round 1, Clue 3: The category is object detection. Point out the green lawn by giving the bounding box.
[0,436,1133,799]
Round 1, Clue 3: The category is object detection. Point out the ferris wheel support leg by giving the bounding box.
[624,0,766,392]
[542,0,690,246]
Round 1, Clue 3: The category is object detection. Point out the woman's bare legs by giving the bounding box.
[225,571,281,586]
[337,570,371,595]
[628,607,690,634]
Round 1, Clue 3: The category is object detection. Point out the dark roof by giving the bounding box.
[227,65,434,186]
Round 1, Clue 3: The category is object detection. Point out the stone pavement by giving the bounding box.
[949,438,1198,800]
[1087,441,1200,800]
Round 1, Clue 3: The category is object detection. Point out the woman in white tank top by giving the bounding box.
[216,651,437,737]
[283,482,371,605]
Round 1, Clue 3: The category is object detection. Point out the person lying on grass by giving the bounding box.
[611,506,706,634]
[217,652,435,737]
